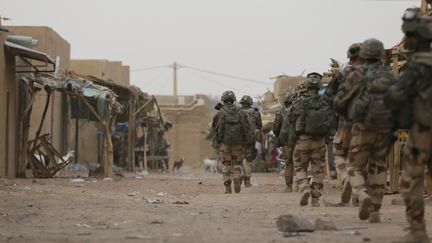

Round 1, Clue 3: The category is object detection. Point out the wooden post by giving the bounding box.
[391,49,399,77]
[144,127,148,172]
[127,94,136,172]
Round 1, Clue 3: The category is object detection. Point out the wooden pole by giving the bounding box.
[144,127,148,172]
[173,62,178,96]
[127,94,136,172]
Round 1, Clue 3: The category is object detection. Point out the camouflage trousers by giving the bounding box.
[400,123,431,231]
[282,144,295,187]
[293,135,325,194]
[347,123,391,213]
[242,143,257,178]
[220,143,244,183]
[333,125,352,183]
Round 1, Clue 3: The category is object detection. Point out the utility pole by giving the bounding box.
[173,62,178,96]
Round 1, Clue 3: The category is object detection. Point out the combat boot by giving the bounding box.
[311,191,321,207]
[368,211,380,223]
[224,181,232,194]
[300,190,311,206]
[284,185,293,193]
[358,191,372,220]
[341,178,352,204]
[233,177,241,193]
[352,195,359,207]
[394,230,430,243]
[244,177,252,188]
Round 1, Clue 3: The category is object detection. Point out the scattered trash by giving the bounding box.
[172,201,189,205]
[157,192,167,197]
[172,233,184,237]
[137,171,149,176]
[69,163,90,173]
[363,237,371,242]
[125,235,153,239]
[339,230,361,236]
[103,178,113,182]
[198,181,202,185]
[276,215,315,233]
[134,176,143,179]
[150,220,164,224]
[391,198,405,206]
[26,203,33,208]
[70,178,85,183]
[128,191,140,197]
[315,218,338,231]
[0,212,8,216]
[282,232,304,237]
[75,184,85,187]
[143,198,163,204]
[24,187,31,190]
[75,223,92,229]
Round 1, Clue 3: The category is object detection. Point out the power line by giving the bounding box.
[179,64,272,85]
[131,65,170,72]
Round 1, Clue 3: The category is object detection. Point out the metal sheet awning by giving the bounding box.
[4,40,56,72]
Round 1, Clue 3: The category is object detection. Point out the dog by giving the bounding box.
[172,158,185,173]
[203,158,218,173]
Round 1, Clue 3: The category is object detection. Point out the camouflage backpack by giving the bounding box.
[217,105,251,145]
[296,94,332,136]
[349,63,395,130]
[278,106,297,145]
[242,107,260,143]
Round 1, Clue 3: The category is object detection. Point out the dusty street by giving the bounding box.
[0,171,431,243]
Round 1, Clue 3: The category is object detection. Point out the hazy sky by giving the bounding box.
[1,0,418,98]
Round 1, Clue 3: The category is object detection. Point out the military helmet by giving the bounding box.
[221,90,236,102]
[347,42,362,58]
[283,93,297,106]
[306,72,323,80]
[304,78,321,89]
[239,95,253,105]
[359,38,385,60]
[402,8,432,40]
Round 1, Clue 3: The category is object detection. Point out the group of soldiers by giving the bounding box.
[211,92,262,193]
[211,9,431,243]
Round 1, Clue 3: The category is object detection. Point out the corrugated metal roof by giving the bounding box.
[4,40,55,64]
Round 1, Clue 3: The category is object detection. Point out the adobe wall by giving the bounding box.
[70,59,130,86]
[0,30,19,177]
[158,95,215,170]
[7,26,71,155]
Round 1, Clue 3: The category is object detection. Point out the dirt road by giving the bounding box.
[0,171,431,243]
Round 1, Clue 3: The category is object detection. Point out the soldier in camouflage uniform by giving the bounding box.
[273,93,298,192]
[322,42,363,205]
[294,78,330,207]
[239,95,262,187]
[213,91,251,194]
[384,9,432,243]
[334,38,396,223]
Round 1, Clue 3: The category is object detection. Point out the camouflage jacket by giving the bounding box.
[385,52,432,128]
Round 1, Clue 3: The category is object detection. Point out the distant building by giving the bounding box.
[156,94,215,170]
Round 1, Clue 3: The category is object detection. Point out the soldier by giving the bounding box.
[384,9,432,243]
[334,38,396,223]
[273,93,298,192]
[294,78,331,207]
[213,91,251,194]
[239,95,262,187]
[322,42,363,205]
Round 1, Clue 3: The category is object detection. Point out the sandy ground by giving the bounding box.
[0,170,431,243]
